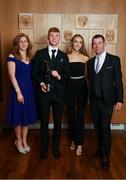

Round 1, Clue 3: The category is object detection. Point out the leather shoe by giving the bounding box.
[52,146,61,159]
[90,150,102,159]
[40,149,48,160]
[101,157,110,170]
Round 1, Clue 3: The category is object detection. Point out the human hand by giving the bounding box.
[114,102,123,111]
[17,92,24,104]
[51,70,61,80]
[41,82,48,93]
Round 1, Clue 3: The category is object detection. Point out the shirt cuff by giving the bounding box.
[40,82,44,86]
[57,75,61,80]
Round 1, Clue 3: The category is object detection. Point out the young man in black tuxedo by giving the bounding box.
[32,27,69,159]
[88,34,123,170]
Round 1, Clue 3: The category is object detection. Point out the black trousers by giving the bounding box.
[90,97,113,158]
[39,92,63,150]
[66,92,86,145]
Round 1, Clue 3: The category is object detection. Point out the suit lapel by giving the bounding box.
[100,53,110,72]
[54,49,63,63]
[45,47,51,60]
[91,57,95,73]
[90,53,110,73]
[55,49,60,59]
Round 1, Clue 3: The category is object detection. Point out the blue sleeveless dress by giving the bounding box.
[6,57,37,127]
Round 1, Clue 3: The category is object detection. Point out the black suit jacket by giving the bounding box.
[87,53,123,106]
[32,47,69,98]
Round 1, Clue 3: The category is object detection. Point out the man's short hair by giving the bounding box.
[48,27,60,36]
[92,34,105,44]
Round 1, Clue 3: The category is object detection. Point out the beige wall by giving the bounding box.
[0,0,126,123]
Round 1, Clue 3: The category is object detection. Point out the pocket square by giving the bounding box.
[104,66,113,70]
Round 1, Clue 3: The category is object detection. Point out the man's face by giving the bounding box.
[92,37,106,55]
[48,32,60,47]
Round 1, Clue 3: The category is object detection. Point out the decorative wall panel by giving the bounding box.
[18,13,118,56]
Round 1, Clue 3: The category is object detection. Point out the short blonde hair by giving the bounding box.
[48,27,60,38]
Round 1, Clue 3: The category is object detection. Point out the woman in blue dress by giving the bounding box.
[7,33,37,154]
[66,34,89,156]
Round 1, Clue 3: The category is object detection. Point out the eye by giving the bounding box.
[74,40,78,43]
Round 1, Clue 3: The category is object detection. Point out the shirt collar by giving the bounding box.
[96,51,106,59]
[48,46,58,52]
[48,46,58,58]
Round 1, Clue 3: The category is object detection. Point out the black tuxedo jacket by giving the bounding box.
[88,53,123,107]
[32,47,69,98]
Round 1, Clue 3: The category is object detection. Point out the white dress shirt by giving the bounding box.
[94,51,106,73]
[48,46,58,59]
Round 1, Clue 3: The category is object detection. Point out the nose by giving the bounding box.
[95,44,99,48]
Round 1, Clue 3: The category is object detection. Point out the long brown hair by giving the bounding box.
[11,33,32,60]
[68,34,89,57]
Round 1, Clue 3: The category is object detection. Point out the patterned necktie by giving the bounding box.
[95,56,100,73]
[51,49,56,60]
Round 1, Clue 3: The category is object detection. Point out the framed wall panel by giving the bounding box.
[18,13,118,56]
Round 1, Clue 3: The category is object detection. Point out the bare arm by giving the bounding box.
[7,55,24,104]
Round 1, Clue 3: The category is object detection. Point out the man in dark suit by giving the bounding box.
[88,34,123,170]
[32,27,69,159]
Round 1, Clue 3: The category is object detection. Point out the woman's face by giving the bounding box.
[18,36,29,51]
[72,36,83,51]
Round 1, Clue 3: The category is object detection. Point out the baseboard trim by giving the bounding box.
[1,122,124,130]
[29,123,125,130]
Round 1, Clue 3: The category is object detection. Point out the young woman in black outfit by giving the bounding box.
[66,34,89,156]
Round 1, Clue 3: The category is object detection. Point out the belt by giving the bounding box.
[70,76,85,79]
